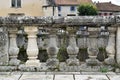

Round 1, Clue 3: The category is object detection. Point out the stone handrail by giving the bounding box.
[0,15,119,26]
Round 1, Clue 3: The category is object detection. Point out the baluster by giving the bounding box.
[86,37,99,66]
[9,27,20,65]
[46,34,59,70]
[24,26,40,66]
[67,35,79,66]
[105,33,115,65]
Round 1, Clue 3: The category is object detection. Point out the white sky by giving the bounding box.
[92,0,120,6]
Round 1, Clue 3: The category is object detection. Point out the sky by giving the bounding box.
[92,0,120,6]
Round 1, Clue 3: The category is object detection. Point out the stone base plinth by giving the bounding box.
[86,58,100,66]
[19,63,48,72]
[66,58,80,66]
[46,58,59,71]
[9,59,20,66]
[104,56,115,65]
[25,60,40,67]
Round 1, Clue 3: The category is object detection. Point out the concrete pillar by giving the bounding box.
[9,28,20,65]
[24,26,40,66]
[117,27,120,64]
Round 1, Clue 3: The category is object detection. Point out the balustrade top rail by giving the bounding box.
[0,16,120,26]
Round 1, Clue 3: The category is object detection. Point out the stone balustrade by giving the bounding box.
[0,16,120,72]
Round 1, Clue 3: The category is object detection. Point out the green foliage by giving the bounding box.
[77,4,98,16]
[57,46,68,62]
[100,67,109,73]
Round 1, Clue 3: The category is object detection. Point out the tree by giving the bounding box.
[77,4,98,16]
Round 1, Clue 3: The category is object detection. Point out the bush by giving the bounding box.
[77,4,98,16]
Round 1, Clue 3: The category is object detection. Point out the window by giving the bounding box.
[58,6,61,12]
[58,14,61,16]
[11,0,21,8]
[104,13,107,16]
[98,13,102,15]
[110,13,113,15]
[70,6,75,11]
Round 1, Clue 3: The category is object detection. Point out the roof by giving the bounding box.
[96,2,120,12]
[77,0,93,4]
[55,0,78,5]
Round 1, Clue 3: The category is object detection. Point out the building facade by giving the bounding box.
[0,0,44,16]
[96,2,120,16]
[42,0,93,16]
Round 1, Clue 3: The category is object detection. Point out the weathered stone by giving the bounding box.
[87,38,100,66]
[75,75,109,80]
[0,27,9,65]
[46,35,59,70]
[105,34,115,65]
[0,66,17,71]
[55,75,74,80]
[107,75,120,80]
[67,35,79,66]
[20,75,53,80]
[117,27,120,64]
[46,72,81,75]
[77,38,87,48]
[0,75,21,80]
[9,27,20,66]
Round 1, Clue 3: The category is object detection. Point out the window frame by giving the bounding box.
[70,6,75,11]
[11,0,21,8]
[58,6,61,12]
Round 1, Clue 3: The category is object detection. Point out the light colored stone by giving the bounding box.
[24,26,40,67]
[0,75,21,80]
[20,75,53,80]
[23,72,46,75]
[9,27,20,66]
[46,72,81,75]
[75,75,109,80]
[117,27,120,64]
[107,75,120,80]
[77,38,87,48]
[55,75,74,80]
[105,34,115,65]
[0,72,10,75]
[10,72,23,75]
[0,66,17,71]
[81,72,116,75]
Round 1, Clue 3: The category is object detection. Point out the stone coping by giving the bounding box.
[0,16,119,26]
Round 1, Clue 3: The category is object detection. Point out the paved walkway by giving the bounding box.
[0,72,120,80]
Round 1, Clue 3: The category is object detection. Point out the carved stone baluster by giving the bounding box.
[46,35,59,70]
[105,33,115,65]
[86,37,99,65]
[67,35,79,66]
[24,26,40,66]
[9,28,20,65]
